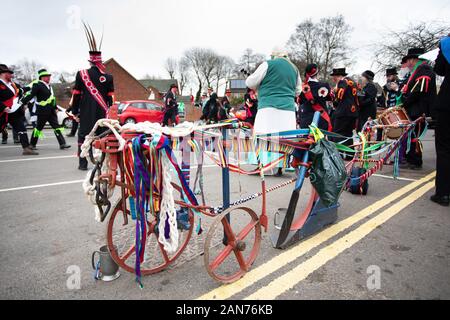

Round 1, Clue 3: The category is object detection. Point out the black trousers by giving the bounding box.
[30,110,66,147]
[163,109,177,126]
[406,115,424,167]
[435,112,450,196]
[1,112,30,148]
[332,116,356,145]
[69,120,79,135]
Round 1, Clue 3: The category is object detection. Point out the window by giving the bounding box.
[146,103,162,111]
[131,102,147,110]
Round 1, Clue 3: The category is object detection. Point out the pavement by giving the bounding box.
[0,128,449,300]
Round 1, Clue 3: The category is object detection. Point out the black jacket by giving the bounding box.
[434,42,450,113]
[402,62,437,118]
[164,91,178,113]
[298,80,332,130]
[333,77,359,119]
[358,82,378,121]
[20,80,56,115]
[0,81,22,113]
[71,67,114,138]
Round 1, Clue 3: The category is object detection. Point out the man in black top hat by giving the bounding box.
[21,69,71,151]
[357,70,378,132]
[330,67,359,156]
[431,36,450,207]
[400,48,437,170]
[382,68,401,108]
[71,24,115,171]
[163,84,179,126]
[298,63,333,131]
[0,64,38,155]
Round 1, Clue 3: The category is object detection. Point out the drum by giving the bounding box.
[378,107,411,139]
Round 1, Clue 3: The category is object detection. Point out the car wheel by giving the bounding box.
[125,118,136,124]
[63,118,73,129]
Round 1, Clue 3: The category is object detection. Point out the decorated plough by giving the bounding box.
[82,107,425,287]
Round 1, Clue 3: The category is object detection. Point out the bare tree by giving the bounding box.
[213,56,235,93]
[164,57,178,79]
[287,19,320,67]
[372,21,449,71]
[237,48,266,75]
[183,48,207,101]
[177,57,190,96]
[318,15,352,79]
[10,59,45,85]
[287,15,352,80]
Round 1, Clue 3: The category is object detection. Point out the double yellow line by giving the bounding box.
[197,171,436,300]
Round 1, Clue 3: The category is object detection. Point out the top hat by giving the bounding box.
[169,83,178,90]
[386,68,398,77]
[330,68,348,76]
[38,69,51,79]
[362,70,375,81]
[404,48,425,60]
[0,64,14,74]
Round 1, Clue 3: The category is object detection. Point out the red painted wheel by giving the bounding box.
[107,195,194,276]
[204,207,261,284]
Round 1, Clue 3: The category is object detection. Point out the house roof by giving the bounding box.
[104,58,150,93]
[139,79,179,93]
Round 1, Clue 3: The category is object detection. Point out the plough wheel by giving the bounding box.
[107,196,194,276]
[204,207,261,284]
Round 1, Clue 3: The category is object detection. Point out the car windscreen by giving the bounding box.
[118,103,128,114]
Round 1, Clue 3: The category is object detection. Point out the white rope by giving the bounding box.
[158,152,179,254]
[80,119,126,158]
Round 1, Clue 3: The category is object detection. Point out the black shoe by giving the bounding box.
[274,168,283,177]
[430,195,450,207]
[60,144,71,150]
[14,140,20,144]
[1,140,6,145]
[408,164,422,171]
[30,145,38,150]
[66,134,75,137]
[78,166,88,171]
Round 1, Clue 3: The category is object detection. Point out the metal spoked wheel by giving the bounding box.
[107,195,194,276]
[204,207,261,284]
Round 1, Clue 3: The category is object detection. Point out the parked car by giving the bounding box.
[117,100,179,125]
[24,105,74,128]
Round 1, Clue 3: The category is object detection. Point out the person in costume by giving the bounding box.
[20,69,71,151]
[163,84,179,126]
[381,68,401,108]
[357,70,378,132]
[0,64,37,155]
[71,24,115,171]
[297,63,333,131]
[246,49,301,176]
[431,36,450,207]
[330,67,359,157]
[242,88,258,126]
[399,48,437,170]
[222,89,232,115]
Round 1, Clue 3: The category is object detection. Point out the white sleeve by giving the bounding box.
[245,62,268,89]
[295,72,302,95]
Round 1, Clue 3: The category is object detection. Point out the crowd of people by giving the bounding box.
[1,31,448,206]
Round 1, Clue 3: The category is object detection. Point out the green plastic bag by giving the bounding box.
[309,139,348,207]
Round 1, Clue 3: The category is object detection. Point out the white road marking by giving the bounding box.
[0,144,52,149]
[0,155,76,163]
[373,174,417,182]
[0,180,84,193]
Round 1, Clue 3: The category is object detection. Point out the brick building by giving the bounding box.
[104,58,150,102]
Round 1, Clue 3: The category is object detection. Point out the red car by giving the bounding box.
[117,100,179,125]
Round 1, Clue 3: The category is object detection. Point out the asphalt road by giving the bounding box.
[0,129,449,300]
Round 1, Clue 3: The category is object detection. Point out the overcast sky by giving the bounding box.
[3,0,449,87]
